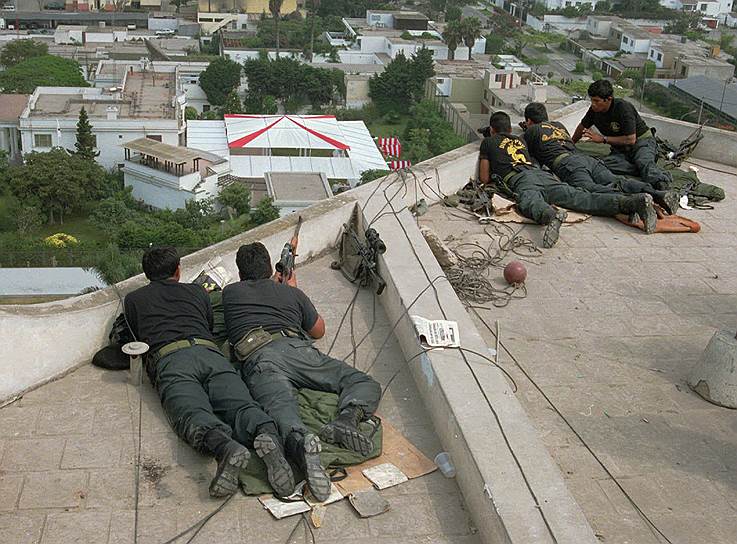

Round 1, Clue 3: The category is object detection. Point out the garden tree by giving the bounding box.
[405,100,465,157]
[485,33,505,55]
[643,60,656,79]
[664,12,701,34]
[405,128,432,163]
[116,220,200,250]
[269,0,284,56]
[184,106,199,120]
[409,47,435,102]
[591,70,604,81]
[442,20,463,60]
[369,52,414,113]
[0,56,87,94]
[721,33,735,50]
[445,5,461,22]
[251,197,280,225]
[199,57,242,106]
[170,0,189,13]
[359,169,390,184]
[222,90,243,115]
[369,50,436,113]
[460,17,482,60]
[90,195,135,234]
[4,149,108,224]
[308,0,321,61]
[218,183,251,216]
[94,244,142,285]
[13,204,44,236]
[262,95,278,114]
[429,0,447,17]
[0,39,48,68]
[73,107,99,161]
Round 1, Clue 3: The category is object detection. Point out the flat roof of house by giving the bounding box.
[672,75,737,119]
[266,172,332,202]
[433,59,488,78]
[392,12,429,21]
[0,94,30,124]
[29,72,176,120]
[123,137,223,164]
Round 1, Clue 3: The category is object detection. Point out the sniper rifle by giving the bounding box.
[275,216,303,283]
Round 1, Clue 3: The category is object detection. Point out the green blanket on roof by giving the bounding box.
[575,141,726,208]
[238,389,383,495]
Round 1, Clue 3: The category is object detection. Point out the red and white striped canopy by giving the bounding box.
[377,136,402,158]
[224,115,350,150]
[389,160,412,170]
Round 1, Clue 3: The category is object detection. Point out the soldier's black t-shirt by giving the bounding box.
[222,279,319,344]
[523,121,576,168]
[479,133,533,178]
[124,280,214,353]
[580,98,649,147]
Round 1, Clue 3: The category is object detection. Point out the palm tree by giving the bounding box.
[460,17,482,61]
[442,20,463,61]
[308,0,321,62]
[269,0,284,57]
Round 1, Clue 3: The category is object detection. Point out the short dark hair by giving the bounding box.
[524,102,548,124]
[489,111,511,134]
[588,79,613,99]
[236,242,272,281]
[142,246,180,281]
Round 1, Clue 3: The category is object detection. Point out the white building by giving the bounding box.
[122,138,229,210]
[661,0,733,16]
[535,0,604,10]
[20,70,186,169]
[187,115,388,188]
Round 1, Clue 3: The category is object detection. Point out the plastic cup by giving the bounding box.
[434,452,456,478]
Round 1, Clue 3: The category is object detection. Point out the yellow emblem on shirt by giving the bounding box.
[499,137,531,165]
[540,123,570,142]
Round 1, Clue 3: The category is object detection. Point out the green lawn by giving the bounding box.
[36,215,109,245]
[366,117,410,139]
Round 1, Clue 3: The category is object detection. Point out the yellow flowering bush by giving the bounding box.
[44,233,79,248]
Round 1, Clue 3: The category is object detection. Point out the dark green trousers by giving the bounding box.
[553,154,666,198]
[509,169,624,225]
[155,345,274,453]
[240,338,381,442]
[609,137,672,188]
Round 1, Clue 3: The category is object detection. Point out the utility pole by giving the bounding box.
[698,97,704,125]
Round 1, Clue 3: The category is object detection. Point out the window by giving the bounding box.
[657,53,662,61]
[146,134,162,142]
[203,104,210,112]
[34,133,52,148]
[371,14,381,21]
[495,74,504,82]
[700,2,707,10]
[681,66,687,76]
[623,36,628,44]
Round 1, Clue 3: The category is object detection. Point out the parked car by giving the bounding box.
[1,3,16,10]
[44,1,65,10]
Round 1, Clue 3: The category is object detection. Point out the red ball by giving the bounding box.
[503,261,527,285]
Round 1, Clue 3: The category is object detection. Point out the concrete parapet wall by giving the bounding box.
[0,197,357,404]
[360,176,598,543]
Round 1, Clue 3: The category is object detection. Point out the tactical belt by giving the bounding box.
[551,152,571,169]
[232,327,303,362]
[155,338,220,361]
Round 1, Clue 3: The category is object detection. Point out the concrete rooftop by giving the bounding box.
[420,157,737,544]
[0,254,479,544]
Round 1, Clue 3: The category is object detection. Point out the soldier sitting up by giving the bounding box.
[522,102,679,215]
[223,242,382,502]
[571,79,672,189]
[124,247,294,498]
[479,111,658,248]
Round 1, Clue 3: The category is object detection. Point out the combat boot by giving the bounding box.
[621,194,657,234]
[654,190,679,215]
[203,428,250,498]
[542,209,567,249]
[319,405,373,456]
[286,432,331,502]
[253,428,295,498]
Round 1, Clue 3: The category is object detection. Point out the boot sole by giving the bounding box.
[209,446,250,498]
[319,422,374,457]
[639,194,657,234]
[302,434,332,502]
[542,210,567,249]
[254,434,295,498]
[662,191,679,215]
